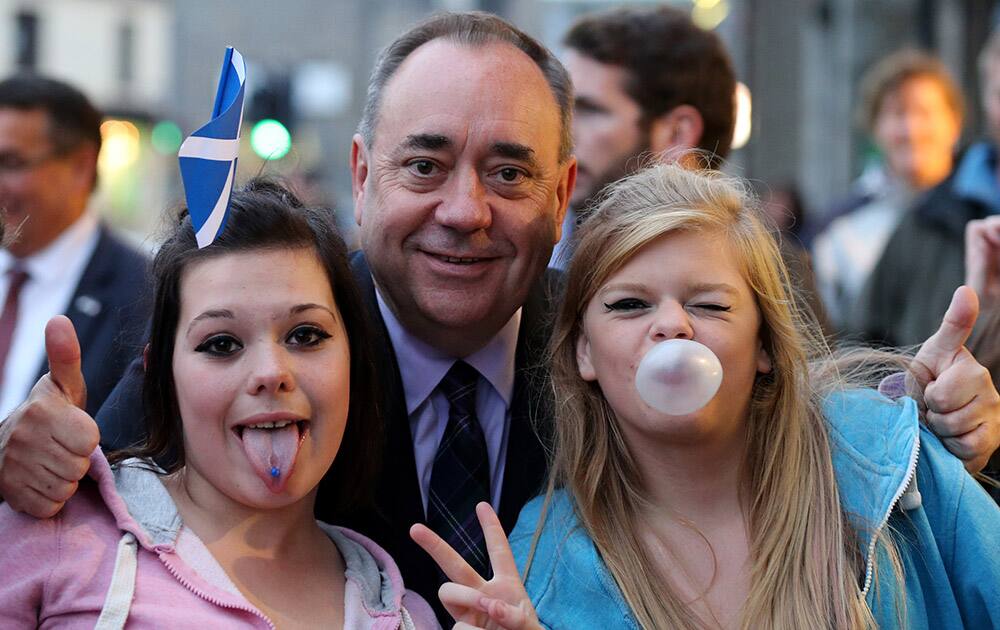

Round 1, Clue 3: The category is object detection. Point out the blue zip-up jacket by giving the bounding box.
[510,390,1000,629]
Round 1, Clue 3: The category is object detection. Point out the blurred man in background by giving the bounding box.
[853,33,1000,348]
[553,5,831,330]
[550,4,735,267]
[0,75,148,418]
[812,50,963,333]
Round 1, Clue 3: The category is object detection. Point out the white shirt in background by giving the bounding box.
[0,209,100,419]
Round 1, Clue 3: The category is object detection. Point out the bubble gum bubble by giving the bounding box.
[634,339,723,415]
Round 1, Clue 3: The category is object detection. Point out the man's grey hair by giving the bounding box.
[358,11,573,162]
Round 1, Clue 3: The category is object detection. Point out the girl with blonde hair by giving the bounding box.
[412,163,999,629]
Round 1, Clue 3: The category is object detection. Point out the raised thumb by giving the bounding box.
[911,286,979,386]
[44,315,87,409]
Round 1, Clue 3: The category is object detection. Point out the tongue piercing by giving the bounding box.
[270,466,280,479]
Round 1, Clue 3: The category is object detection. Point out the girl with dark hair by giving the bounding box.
[0,179,438,629]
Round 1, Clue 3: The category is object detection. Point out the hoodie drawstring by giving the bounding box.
[399,605,416,630]
[94,532,138,629]
[899,474,922,511]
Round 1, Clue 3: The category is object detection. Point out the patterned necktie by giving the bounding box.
[426,360,492,578]
[0,266,29,389]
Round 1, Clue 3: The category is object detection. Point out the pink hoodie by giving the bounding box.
[0,449,439,629]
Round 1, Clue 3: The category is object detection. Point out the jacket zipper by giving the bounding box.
[859,433,920,597]
[157,550,276,629]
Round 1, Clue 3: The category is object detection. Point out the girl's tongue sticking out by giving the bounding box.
[239,421,305,492]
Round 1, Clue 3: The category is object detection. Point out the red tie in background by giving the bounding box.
[0,266,29,388]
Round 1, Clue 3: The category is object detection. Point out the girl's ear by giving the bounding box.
[756,339,773,374]
[143,344,151,372]
[577,331,597,382]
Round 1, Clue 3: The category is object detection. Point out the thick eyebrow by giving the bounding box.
[687,282,741,298]
[185,304,338,336]
[598,281,741,298]
[402,133,451,151]
[187,309,234,336]
[597,282,648,297]
[290,303,339,320]
[492,142,538,169]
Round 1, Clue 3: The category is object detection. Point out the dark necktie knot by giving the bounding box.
[6,265,28,291]
[439,360,479,407]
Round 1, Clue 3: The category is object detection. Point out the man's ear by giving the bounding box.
[69,145,98,192]
[553,157,578,242]
[576,330,597,382]
[350,134,369,226]
[649,105,704,158]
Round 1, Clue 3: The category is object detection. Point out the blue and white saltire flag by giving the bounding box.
[178,47,246,248]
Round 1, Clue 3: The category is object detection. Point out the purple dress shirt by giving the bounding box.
[375,288,520,514]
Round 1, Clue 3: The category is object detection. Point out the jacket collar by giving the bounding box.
[915,143,998,236]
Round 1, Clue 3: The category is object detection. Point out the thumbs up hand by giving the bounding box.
[910,287,1000,473]
[0,316,100,517]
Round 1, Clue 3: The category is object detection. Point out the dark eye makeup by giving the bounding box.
[286,325,332,347]
[603,298,650,312]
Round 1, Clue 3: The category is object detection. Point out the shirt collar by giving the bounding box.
[953,142,1000,214]
[375,285,521,415]
[0,208,100,282]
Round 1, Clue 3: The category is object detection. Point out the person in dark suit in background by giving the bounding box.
[0,75,148,420]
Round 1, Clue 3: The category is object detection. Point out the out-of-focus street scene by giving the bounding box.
[0,0,994,249]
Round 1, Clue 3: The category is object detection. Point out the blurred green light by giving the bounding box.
[150,120,183,154]
[251,119,291,160]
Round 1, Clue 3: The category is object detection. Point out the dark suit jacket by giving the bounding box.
[96,250,558,616]
[325,252,555,619]
[36,225,149,418]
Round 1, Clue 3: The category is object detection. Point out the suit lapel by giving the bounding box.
[346,253,425,528]
[497,269,558,531]
[34,227,110,384]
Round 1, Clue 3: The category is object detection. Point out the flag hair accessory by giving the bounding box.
[178,47,246,248]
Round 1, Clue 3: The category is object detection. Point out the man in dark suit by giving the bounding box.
[0,75,148,420]
[0,12,998,627]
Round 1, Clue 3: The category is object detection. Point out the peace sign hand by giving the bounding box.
[410,502,541,630]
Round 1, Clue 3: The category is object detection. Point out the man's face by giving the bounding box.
[352,40,575,356]
[564,49,646,208]
[983,59,1000,146]
[0,108,93,257]
[873,75,961,189]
